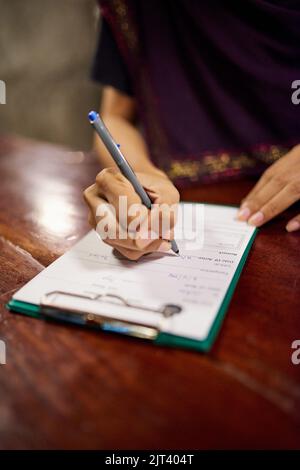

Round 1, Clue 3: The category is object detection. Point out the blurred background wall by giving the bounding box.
[0,0,101,150]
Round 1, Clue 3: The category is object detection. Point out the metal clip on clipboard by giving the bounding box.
[40,290,182,341]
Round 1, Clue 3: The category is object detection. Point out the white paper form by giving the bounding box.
[12,204,256,341]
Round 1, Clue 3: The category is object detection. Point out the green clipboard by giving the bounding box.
[6,206,257,353]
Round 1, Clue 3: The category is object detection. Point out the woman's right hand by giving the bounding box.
[83,167,180,260]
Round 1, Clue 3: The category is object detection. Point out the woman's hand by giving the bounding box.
[83,168,180,260]
[237,145,300,232]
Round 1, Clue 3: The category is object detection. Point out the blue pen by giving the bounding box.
[88,111,179,254]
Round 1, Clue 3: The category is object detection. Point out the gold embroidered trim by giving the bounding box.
[167,146,288,181]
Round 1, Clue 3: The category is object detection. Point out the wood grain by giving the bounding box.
[0,136,299,449]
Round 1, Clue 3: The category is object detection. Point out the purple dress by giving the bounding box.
[97,0,300,187]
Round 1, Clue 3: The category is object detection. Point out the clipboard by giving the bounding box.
[6,228,257,352]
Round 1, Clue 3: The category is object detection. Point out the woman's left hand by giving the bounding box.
[237,144,300,232]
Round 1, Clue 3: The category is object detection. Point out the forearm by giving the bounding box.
[94,114,165,176]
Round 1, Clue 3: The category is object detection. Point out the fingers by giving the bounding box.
[96,168,148,227]
[245,183,299,227]
[238,176,284,220]
[103,227,170,250]
[240,168,273,209]
[286,214,300,232]
[136,172,179,238]
[82,175,176,260]
[95,167,178,238]
[238,146,300,227]
[108,239,172,261]
[147,204,177,240]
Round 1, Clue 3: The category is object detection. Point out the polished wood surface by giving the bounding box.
[0,135,299,449]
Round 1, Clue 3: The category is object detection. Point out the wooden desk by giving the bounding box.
[0,136,299,449]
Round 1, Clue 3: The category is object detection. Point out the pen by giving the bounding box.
[88,111,179,255]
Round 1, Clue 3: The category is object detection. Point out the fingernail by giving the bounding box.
[157,241,172,252]
[237,207,251,221]
[248,211,264,226]
[286,220,300,232]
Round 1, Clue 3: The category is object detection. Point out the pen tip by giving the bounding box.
[170,240,179,255]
